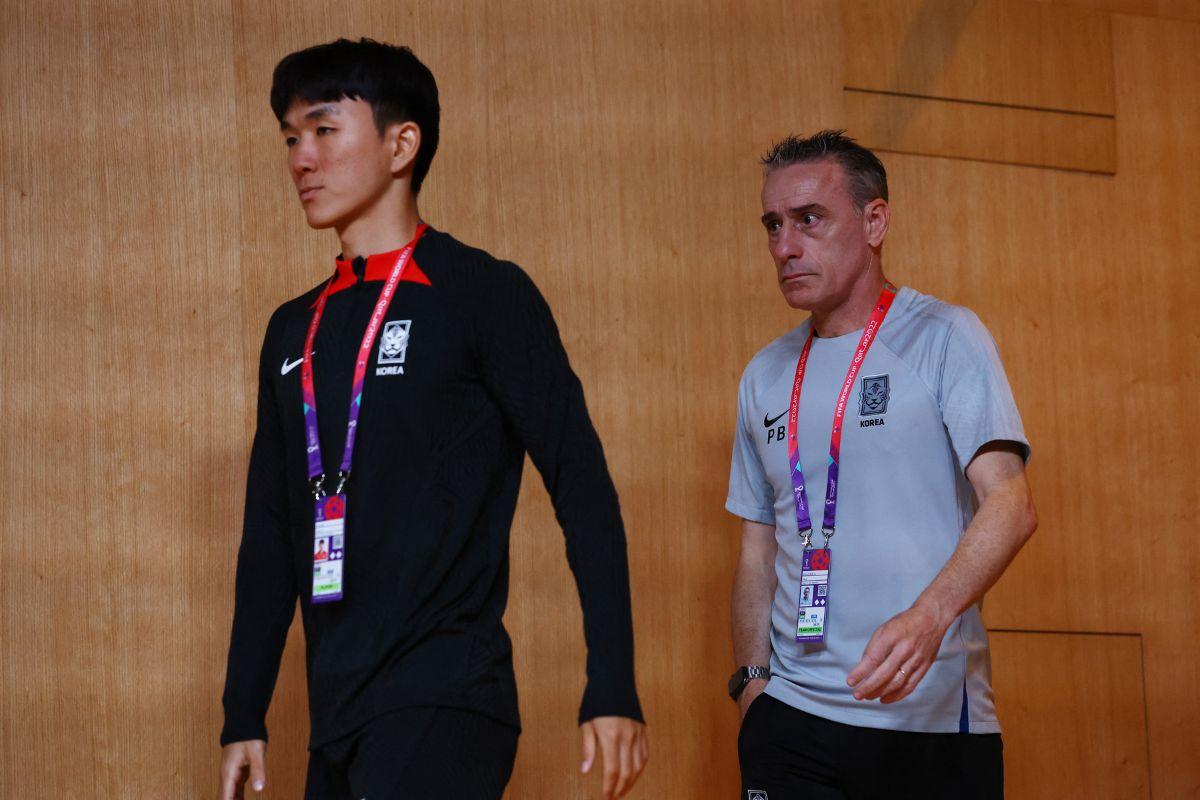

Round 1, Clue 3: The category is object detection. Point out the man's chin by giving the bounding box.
[301,204,344,230]
[780,287,816,311]
[303,213,338,230]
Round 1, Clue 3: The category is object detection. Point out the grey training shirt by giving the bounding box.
[727,286,1029,734]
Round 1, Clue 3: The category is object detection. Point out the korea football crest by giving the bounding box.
[375,320,412,377]
[378,320,412,365]
[859,374,889,416]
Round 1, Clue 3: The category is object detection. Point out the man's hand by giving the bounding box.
[580,716,648,799]
[846,604,946,704]
[218,739,267,800]
[737,677,768,723]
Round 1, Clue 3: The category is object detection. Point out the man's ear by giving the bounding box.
[863,198,890,249]
[387,121,421,177]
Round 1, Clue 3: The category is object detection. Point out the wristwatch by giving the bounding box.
[728,666,771,700]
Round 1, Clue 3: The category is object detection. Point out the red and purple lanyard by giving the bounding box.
[787,284,897,548]
[300,223,427,498]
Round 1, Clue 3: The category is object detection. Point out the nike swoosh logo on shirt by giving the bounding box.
[763,410,787,428]
[281,355,309,375]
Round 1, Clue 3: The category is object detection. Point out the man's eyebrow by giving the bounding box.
[279,103,341,132]
[760,203,828,225]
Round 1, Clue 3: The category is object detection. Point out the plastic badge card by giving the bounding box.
[795,547,830,642]
[312,494,346,602]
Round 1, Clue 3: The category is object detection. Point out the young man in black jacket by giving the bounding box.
[218,38,647,800]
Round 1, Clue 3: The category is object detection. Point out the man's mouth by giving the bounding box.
[299,186,323,201]
[780,272,814,284]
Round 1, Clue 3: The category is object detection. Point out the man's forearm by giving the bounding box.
[912,471,1037,631]
[222,376,297,745]
[732,520,777,666]
[220,567,295,744]
[565,527,643,724]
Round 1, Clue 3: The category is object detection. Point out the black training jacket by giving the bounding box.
[220,227,642,748]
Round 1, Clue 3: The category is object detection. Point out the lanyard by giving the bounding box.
[786,284,897,549]
[300,223,427,498]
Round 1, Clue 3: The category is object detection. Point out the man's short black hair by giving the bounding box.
[760,130,888,212]
[271,38,440,195]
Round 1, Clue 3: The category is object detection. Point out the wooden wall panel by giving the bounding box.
[881,9,1200,798]
[1037,0,1200,22]
[845,88,1117,173]
[843,0,1118,173]
[0,1,245,798]
[843,0,1115,114]
[990,631,1150,800]
[1039,0,1158,13]
[1156,0,1200,21]
[1089,13,1200,798]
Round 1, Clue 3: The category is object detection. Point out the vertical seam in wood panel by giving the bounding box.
[1139,634,1154,799]
[990,628,1154,798]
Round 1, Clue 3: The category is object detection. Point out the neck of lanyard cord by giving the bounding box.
[786,284,897,549]
[300,223,427,498]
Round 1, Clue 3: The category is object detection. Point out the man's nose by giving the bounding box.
[290,138,317,178]
[771,228,801,263]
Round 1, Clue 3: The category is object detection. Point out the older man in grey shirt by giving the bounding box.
[727,131,1036,800]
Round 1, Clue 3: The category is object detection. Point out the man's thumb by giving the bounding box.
[580,722,596,773]
[249,747,267,792]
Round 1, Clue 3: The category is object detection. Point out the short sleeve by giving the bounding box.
[726,365,777,525]
[939,308,1031,472]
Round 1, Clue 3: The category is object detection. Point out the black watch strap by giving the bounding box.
[728,665,771,700]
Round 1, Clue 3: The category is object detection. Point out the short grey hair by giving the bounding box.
[761,130,888,212]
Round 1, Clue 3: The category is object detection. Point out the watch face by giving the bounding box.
[728,668,747,698]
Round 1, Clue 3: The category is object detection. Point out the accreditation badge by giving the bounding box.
[312,493,346,603]
[795,547,830,642]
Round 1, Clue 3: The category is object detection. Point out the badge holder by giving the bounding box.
[311,471,347,603]
[795,526,833,643]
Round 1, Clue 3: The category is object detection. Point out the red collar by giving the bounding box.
[327,247,431,295]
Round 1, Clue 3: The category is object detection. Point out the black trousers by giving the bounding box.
[304,707,519,800]
[738,694,1003,800]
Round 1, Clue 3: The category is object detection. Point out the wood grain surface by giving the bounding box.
[2,1,1198,798]
[991,631,1150,799]
[1038,0,1200,22]
[842,0,1115,114]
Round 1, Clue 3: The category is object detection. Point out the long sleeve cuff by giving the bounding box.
[219,713,268,746]
[579,674,644,724]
